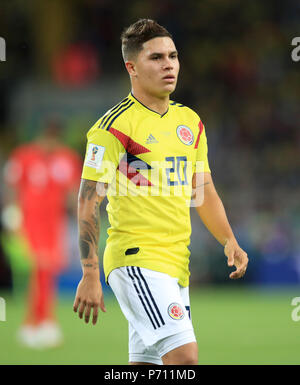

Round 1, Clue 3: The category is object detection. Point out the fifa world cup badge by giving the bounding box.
[91,146,99,161]
[85,143,105,169]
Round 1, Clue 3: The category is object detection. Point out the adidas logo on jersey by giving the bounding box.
[146,134,159,144]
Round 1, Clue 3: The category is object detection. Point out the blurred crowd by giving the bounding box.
[0,0,299,287]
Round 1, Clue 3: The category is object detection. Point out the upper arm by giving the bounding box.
[194,121,210,174]
[78,178,108,207]
[192,172,218,207]
[192,172,215,191]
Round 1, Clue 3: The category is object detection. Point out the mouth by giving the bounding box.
[162,75,176,82]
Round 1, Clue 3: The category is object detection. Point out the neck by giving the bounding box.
[131,86,170,116]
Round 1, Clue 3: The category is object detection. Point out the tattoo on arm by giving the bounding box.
[79,179,97,201]
[81,262,99,270]
[79,204,100,259]
[78,179,101,260]
[191,182,210,199]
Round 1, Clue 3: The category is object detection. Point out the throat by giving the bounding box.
[131,91,169,116]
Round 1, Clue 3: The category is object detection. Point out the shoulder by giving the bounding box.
[85,97,137,151]
[169,100,202,123]
[93,96,134,131]
[87,97,134,146]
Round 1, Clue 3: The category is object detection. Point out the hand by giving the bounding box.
[73,276,106,325]
[224,239,248,279]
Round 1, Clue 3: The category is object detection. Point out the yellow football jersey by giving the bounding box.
[82,92,210,287]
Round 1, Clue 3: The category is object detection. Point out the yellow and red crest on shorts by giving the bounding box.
[168,303,185,320]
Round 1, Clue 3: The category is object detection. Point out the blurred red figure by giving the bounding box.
[4,119,82,348]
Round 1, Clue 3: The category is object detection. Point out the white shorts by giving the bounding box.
[108,266,196,365]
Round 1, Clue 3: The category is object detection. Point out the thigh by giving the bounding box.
[161,340,198,365]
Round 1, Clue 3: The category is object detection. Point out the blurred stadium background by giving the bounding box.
[0,0,299,365]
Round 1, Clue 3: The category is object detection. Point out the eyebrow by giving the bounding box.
[149,50,178,57]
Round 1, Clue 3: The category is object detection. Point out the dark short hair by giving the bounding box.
[121,19,173,61]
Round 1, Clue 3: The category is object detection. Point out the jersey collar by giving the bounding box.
[129,92,169,118]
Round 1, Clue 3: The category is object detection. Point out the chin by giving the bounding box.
[148,84,176,98]
[164,86,176,96]
[160,84,176,96]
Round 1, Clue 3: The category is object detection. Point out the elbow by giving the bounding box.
[77,195,88,218]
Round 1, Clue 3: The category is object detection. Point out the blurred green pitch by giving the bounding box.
[0,286,299,365]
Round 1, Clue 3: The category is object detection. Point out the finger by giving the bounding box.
[241,257,249,270]
[85,303,92,324]
[92,305,99,325]
[73,297,80,312]
[92,298,107,325]
[229,271,240,279]
[230,268,243,279]
[233,257,248,276]
[225,244,235,266]
[230,268,246,279]
[78,301,86,319]
[227,251,234,267]
[100,297,107,313]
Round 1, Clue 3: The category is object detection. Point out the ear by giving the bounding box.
[125,61,137,77]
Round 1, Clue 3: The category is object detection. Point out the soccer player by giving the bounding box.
[4,119,82,348]
[73,19,248,365]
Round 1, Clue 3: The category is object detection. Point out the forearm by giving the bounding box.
[78,179,106,277]
[196,192,235,246]
[194,173,236,247]
[78,202,100,276]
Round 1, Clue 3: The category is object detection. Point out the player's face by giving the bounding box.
[131,37,180,97]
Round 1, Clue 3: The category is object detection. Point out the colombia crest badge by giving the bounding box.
[176,125,194,145]
[168,303,185,320]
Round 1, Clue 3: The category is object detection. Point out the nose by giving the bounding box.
[162,57,174,70]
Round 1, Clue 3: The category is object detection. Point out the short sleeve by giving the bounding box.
[81,127,125,183]
[195,121,211,174]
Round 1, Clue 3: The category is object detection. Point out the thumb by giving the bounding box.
[227,251,234,267]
